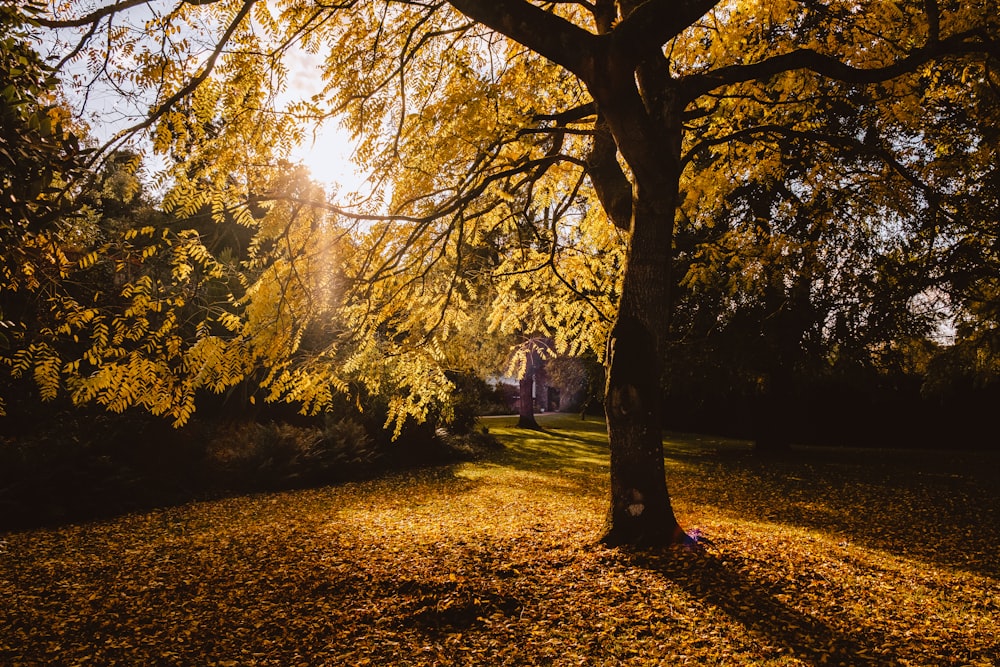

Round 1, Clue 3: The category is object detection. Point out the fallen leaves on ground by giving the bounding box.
[1,415,998,666]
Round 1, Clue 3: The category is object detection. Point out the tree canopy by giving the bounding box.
[4,0,998,546]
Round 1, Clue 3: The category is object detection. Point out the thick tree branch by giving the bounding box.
[679,30,1000,102]
[445,0,599,78]
[586,115,632,230]
[611,0,719,65]
[925,0,940,44]
[36,0,161,28]
[532,102,596,124]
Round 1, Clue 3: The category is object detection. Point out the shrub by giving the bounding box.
[294,417,381,482]
[204,418,379,489]
[434,425,503,460]
[445,371,504,431]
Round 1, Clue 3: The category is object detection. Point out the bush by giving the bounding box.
[296,417,382,481]
[0,408,207,529]
[0,393,501,531]
[434,425,503,460]
[204,417,379,489]
[448,371,516,433]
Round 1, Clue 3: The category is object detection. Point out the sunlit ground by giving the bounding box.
[2,414,997,665]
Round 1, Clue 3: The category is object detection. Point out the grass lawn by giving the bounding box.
[2,413,998,666]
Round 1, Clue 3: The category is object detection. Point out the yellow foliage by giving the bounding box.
[4,0,994,434]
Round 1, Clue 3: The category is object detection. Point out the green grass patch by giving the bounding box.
[2,412,998,665]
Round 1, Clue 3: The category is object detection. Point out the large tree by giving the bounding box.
[21,0,1000,546]
[430,0,997,545]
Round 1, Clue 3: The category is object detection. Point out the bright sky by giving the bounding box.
[289,122,368,197]
[283,47,371,199]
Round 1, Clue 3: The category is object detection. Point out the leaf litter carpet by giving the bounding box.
[2,415,998,665]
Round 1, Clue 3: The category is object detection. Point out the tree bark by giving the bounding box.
[599,182,688,546]
[517,351,540,429]
[570,25,690,544]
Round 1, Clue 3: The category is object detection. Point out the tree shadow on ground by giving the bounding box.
[664,443,1000,578]
[487,416,609,469]
[0,450,478,533]
[489,424,611,499]
[487,416,1000,578]
[627,548,883,666]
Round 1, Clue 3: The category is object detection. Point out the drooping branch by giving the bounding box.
[547,174,616,324]
[321,15,474,133]
[252,152,585,227]
[90,0,258,164]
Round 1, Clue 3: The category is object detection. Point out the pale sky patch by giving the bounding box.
[283,46,370,199]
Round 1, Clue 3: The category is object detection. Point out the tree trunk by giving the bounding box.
[446,0,701,549]
[517,352,540,429]
[588,62,691,547]
[599,185,687,546]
